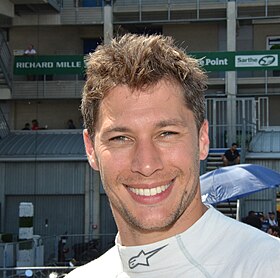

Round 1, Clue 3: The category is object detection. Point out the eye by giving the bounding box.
[159,131,178,138]
[109,135,131,142]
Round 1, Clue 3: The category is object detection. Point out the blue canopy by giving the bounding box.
[200,164,280,204]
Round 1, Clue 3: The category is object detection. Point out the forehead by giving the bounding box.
[94,79,193,131]
[100,80,182,110]
[106,78,183,103]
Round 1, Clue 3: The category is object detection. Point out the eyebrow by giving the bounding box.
[155,119,187,129]
[102,126,130,136]
[102,119,187,135]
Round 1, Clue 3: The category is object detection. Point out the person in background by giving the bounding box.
[22,123,30,130]
[31,119,47,130]
[24,44,37,55]
[67,119,76,129]
[67,33,280,278]
[267,225,280,237]
[31,119,39,130]
[222,142,240,166]
[268,211,278,226]
[258,213,270,232]
[24,44,37,80]
[241,210,262,230]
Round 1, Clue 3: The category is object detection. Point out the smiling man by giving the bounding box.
[67,34,280,278]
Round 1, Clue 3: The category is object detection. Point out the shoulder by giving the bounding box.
[205,207,279,241]
[66,245,122,278]
[203,208,280,272]
[224,149,231,155]
[212,208,280,249]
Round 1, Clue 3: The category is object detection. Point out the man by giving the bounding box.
[67,34,280,277]
[242,210,262,230]
[267,225,280,238]
[24,44,37,80]
[24,44,37,55]
[22,123,30,130]
[268,211,278,227]
[222,142,240,166]
[31,119,39,130]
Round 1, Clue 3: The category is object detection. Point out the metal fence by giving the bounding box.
[206,97,268,148]
[0,31,12,89]
[0,266,73,278]
[0,233,116,278]
[0,106,10,139]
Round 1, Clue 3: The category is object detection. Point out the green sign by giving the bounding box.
[14,55,85,75]
[190,50,280,72]
[13,51,280,75]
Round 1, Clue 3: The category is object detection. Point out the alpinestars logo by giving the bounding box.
[128,245,168,269]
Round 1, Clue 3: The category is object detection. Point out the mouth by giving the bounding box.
[127,179,174,197]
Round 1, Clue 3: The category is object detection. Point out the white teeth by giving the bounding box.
[150,188,157,196]
[143,189,150,196]
[129,182,172,197]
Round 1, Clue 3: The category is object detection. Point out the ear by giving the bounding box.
[83,129,100,171]
[199,120,210,161]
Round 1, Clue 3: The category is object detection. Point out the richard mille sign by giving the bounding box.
[14,55,85,75]
[15,61,82,69]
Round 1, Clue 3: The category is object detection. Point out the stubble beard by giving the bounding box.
[122,180,199,233]
[106,165,200,234]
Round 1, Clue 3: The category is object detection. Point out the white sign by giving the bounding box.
[235,55,278,68]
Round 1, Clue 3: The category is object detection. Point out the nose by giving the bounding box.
[131,139,164,176]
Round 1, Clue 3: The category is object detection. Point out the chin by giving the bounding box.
[132,213,177,232]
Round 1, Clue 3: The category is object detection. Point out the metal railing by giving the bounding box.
[206,97,262,148]
[236,0,280,19]
[12,78,84,99]
[0,233,116,278]
[0,106,10,139]
[59,0,280,24]
[113,0,228,23]
[0,266,73,278]
[0,31,12,89]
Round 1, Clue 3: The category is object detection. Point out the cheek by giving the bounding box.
[167,142,198,163]
[98,148,131,177]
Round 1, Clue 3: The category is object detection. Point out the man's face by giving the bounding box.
[231,145,237,151]
[84,79,209,242]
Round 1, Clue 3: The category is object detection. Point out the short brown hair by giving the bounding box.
[81,33,207,138]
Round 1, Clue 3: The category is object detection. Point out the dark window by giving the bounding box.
[83,38,102,54]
